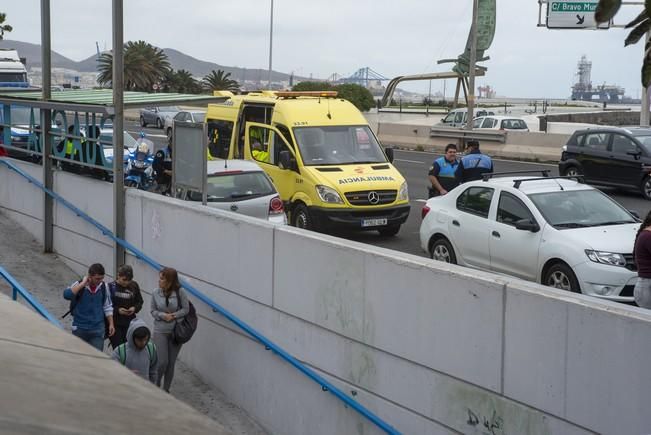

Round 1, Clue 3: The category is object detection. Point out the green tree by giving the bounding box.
[595,0,651,86]
[202,69,239,92]
[97,40,170,91]
[0,13,12,40]
[174,69,202,94]
[333,83,375,112]
[292,81,333,92]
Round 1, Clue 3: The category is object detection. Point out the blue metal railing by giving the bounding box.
[0,158,401,435]
[0,265,63,328]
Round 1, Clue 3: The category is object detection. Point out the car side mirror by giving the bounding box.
[384,147,394,163]
[514,219,540,233]
[627,150,642,159]
[629,210,641,220]
[278,150,297,171]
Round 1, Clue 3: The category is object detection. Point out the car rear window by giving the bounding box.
[189,171,275,202]
[500,119,527,130]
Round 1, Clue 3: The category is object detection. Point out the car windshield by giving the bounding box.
[635,135,651,152]
[501,119,527,129]
[293,125,387,166]
[9,106,40,125]
[196,171,275,202]
[528,189,636,229]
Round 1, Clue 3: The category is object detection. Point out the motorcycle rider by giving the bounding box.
[125,132,155,189]
[153,139,173,195]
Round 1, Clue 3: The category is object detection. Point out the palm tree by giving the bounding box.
[202,69,240,92]
[97,40,170,91]
[595,0,650,86]
[0,13,13,40]
[174,69,201,94]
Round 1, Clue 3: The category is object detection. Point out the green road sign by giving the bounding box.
[547,0,610,29]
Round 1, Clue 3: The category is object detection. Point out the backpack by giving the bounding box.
[172,289,198,344]
[116,341,157,365]
[62,281,107,319]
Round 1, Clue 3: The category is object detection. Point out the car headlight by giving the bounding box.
[585,250,626,267]
[397,181,409,201]
[316,185,343,204]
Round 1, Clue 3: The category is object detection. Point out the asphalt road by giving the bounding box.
[123,123,651,258]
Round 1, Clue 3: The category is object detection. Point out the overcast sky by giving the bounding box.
[2,0,644,98]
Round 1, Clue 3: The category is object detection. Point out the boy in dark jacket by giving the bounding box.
[63,263,114,351]
[108,265,144,349]
[112,318,158,383]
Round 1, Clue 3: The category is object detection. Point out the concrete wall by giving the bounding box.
[377,122,568,162]
[541,110,640,128]
[2,157,651,434]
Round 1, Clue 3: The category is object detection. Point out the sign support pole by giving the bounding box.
[465,0,479,135]
[642,32,650,127]
[41,0,53,253]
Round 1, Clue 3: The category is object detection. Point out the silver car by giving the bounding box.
[165,110,206,141]
[139,106,180,129]
[175,160,287,224]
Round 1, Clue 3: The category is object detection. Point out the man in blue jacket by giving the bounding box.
[455,140,493,183]
[63,263,115,351]
[428,143,460,197]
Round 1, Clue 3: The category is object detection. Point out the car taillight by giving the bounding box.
[269,196,284,215]
[421,204,431,219]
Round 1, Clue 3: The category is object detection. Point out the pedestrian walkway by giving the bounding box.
[0,210,269,435]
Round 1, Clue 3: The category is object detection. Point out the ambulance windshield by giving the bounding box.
[293,125,387,166]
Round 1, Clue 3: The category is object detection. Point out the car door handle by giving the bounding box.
[492,231,500,238]
[452,220,460,227]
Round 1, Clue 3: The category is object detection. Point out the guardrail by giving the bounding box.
[0,265,63,328]
[430,127,507,144]
[0,158,401,435]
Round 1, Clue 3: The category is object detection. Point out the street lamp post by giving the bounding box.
[268,0,274,88]
[465,0,479,132]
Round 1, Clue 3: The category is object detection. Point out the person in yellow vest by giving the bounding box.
[251,140,269,163]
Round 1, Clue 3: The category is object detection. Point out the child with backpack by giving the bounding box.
[112,318,158,383]
[108,265,144,349]
[63,263,114,351]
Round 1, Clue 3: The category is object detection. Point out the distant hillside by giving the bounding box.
[0,39,307,83]
[0,40,80,70]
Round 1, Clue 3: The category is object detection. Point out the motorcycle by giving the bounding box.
[125,135,155,190]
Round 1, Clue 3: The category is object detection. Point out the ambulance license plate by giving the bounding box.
[362,218,387,227]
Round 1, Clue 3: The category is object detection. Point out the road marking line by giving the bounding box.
[395,158,425,164]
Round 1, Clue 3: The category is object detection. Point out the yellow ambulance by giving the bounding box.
[204,91,410,236]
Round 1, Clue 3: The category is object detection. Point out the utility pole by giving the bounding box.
[112,0,125,275]
[41,0,53,253]
[268,0,274,88]
[465,0,479,132]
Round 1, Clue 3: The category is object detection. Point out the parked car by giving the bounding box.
[471,116,529,132]
[139,106,180,129]
[438,108,495,128]
[175,159,287,224]
[419,172,639,302]
[165,110,206,141]
[559,126,651,199]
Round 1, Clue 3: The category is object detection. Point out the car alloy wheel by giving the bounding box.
[643,177,651,200]
[156,118,163,129]
[432,244,451,262]
[565,167,579,177]
[547,270,572,291]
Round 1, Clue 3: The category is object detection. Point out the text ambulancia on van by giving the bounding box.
[205,91,410,236]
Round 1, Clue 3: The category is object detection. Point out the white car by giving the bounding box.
[165,110,206,141]
[419,172,639,302]
[175,160,286,225]
[438,108,496,128]
[471,116,529,132]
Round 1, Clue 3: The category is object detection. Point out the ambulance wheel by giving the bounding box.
[378,225,400,237]
[292,203,314,230]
